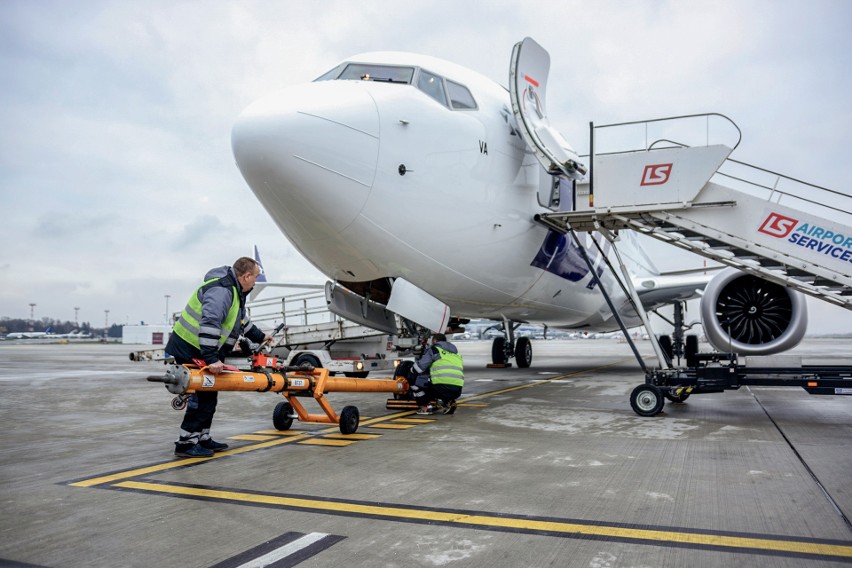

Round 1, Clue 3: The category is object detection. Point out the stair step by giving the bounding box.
[813,277,844,288]
[786,267,815,277]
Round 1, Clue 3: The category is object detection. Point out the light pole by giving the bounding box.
[74,307,80,329]
[164,294,171,325]
[29,303,36,320]
[104,310,109,340]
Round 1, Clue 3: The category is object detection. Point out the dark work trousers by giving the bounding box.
[174,355,220,444]
[179,391,219,442]
[411,374,462,405]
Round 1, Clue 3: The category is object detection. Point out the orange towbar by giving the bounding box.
[148,363,408,435]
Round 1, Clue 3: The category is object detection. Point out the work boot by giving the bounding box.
[174,442,214,458]
[199,439,229,452]
[443,400,457,415]
[416,405,436,415]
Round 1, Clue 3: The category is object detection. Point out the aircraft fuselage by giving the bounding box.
[232,52,634,330]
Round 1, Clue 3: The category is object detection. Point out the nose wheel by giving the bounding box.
[488,320,533,368]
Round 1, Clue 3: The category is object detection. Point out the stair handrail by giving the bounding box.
[580,115,851,223]
[716,157,851,220]
[586,112,742,157]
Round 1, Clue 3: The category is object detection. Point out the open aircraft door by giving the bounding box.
[510,37,586,181]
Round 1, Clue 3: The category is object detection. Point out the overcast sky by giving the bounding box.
[1,0,850,333]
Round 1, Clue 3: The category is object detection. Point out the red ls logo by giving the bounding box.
[758,213,798,238]
[640,163,673,186]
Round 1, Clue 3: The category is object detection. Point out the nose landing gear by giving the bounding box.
[487,319,533,368]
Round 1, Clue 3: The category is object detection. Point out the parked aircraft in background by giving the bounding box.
[4,328,93,340]
[231,37,814,367]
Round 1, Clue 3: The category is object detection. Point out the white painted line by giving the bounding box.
[236,532,328,568]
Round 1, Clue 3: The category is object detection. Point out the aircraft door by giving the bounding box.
[538,172,575,211]
[510,37,586,180]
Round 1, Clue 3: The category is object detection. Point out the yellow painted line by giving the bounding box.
[229,434,278,441]
[114,481,852,559]
[297,439,355,447]
[458,403,488,407]
[254,429,307,436]
[392,418,435,424]
[365,423,415,430]
[358,410,416,426]
[460,361,624,404]
[69,434,312,487]
[322,433,381,440]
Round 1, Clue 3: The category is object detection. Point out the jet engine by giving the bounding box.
[699,268,808,355]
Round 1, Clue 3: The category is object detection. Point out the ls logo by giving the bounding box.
[758,212,798,238]
[640,163,673,186]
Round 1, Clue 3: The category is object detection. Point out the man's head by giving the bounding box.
[432,333,447,344]
[233,257,261,292]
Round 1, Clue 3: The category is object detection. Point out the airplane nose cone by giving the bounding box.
[232,81,379,240]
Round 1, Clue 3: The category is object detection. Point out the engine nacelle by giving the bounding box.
[700,268,808,355]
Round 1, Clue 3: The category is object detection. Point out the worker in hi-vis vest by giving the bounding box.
[166,257,272,457]
[409,333,464,415]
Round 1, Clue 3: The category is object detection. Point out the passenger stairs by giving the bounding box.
[535,114,852,310]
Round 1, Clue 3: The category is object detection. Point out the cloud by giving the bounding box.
[0,0,849,336]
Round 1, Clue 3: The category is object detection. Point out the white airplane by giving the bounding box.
[230,37,808,368]
[5,328,93,340]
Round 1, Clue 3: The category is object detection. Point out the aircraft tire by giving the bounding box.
[630,384,664,416]
[515,337,532,368]
[273,401,294,431]
[685,335,699,367]
[658,335,674,364]
[491,337,507,365]
[393,361,416,400]
[339,405,359,435]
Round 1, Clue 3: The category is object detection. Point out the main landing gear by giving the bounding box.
[488,319,533,368]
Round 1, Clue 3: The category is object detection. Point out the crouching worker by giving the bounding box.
[410,333,464,415]
[166,257,272,457]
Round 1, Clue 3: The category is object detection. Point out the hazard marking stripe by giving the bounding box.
[208,530,345,568]
[253,430,306,436]
[229,434,279,441]
[297,439,355,447]
[321,433,381,440]
[114,480,852,561]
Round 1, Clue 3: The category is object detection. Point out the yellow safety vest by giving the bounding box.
[173,277,240,350]
[430,346,464,387]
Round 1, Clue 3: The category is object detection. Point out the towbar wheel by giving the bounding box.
[339,405,359,435]
[272,401,295,431]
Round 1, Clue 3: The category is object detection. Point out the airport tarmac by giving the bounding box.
[0,338,850,567]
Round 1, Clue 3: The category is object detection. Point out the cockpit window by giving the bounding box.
[337,63,414,84]
[314,64,345,81]
[416,70,448,107]
[446,80,477,110]
[315,62,478,111]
